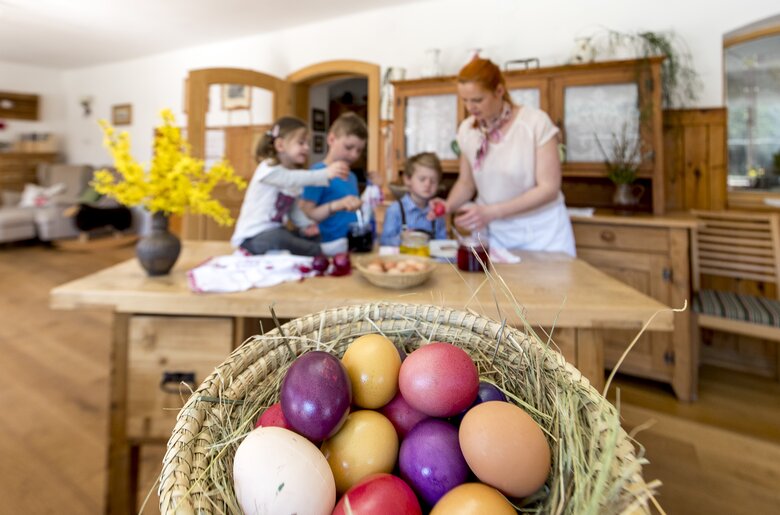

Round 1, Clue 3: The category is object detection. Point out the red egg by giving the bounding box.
[380,390,429,439]
[255,402,293,430]
[333,473,421,515]
[398,342,479,417]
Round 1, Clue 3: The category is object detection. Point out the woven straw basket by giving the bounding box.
[159,303,655,514]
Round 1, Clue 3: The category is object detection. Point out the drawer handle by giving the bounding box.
[600,230,616,243]
[160,371,196,394]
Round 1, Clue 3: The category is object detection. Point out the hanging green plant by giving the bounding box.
[569,28,702,108]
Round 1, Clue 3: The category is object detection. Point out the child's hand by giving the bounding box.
[427,198,448,220]
[325,161,350,181]
[301,224,320,237]
[337,195,362,212]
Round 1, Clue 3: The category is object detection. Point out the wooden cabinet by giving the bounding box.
[573,215,697,400]
[663,109,727,211]
[0,152,58,195]
[392,58,665,213]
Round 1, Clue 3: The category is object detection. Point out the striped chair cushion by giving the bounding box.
[693,289,780,327]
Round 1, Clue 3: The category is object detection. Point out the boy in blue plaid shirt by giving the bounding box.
[380,152,447,246]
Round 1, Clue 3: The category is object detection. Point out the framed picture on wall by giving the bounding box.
[312,108,326,131]
[112,104,132,125]
[222,84,252,111]
[313,134,325,154]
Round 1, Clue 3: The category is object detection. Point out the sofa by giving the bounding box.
[0,163,94,243]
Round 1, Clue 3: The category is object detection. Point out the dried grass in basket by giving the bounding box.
[158,302,658,514]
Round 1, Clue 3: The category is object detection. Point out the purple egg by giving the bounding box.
[476,381,507,404]
[280,351,352,441]
[453,381,507,424]
[380,390,429,439]
[398,419,469,506]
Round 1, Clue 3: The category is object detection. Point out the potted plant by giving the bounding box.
[595,122,646,211]
[93,108,246,275]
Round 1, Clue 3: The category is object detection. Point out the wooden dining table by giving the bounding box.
[50,240,673,514]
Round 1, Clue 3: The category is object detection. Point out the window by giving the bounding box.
[725,19,780,189]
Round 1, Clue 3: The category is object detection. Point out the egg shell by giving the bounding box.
[430,483,516,515]
[332,473,422,515]
[380,390,429,439]
[281,351,352,441]
[453,381,508,423]
[254,402,293,430]
[459,401,551,498]
[399,342,479,417]
[342,334,402,409]
[321,410,399,494]
[399,418,469,506]
[233,426,335,515]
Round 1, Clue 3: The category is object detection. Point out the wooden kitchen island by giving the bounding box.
[50,241,673,514]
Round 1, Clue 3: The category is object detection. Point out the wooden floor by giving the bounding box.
[1,244,779,514]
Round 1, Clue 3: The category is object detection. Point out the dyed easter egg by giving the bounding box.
[254,402,293,430]
[399,342,479,417]
[280,351,352,441]
[332,473,421,515]
[430,483,516,515]
[380,389,429,439]
[341,334,402,408]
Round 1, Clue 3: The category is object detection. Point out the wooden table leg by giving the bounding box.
[106,313,136,514]
[575,328,605,394]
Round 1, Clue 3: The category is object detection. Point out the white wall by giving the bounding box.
[0,62,66,149]
[1,0,778,166]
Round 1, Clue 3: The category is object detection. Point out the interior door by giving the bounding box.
[183,68,291,240]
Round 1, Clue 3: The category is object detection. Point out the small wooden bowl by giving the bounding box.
[355,255,435,289]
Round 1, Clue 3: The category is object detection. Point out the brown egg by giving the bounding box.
[430,483,516,515]
[458,401,551,498]
[320,410,398,494]
[341,334,402,408]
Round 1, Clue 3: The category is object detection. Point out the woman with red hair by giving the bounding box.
[436,57,575,256]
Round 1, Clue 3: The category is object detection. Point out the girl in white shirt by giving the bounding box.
[435,57,575,256]
[231,117,349,255]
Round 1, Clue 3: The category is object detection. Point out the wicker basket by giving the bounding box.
[354,255,435,289]
[159,303,655,514]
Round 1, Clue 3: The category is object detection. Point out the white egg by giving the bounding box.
[233,426,336,515]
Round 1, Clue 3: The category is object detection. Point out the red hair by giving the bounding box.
[457,57,513,105]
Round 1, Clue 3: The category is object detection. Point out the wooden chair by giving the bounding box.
[691,210,780,378]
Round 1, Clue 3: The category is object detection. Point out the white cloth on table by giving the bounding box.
[187,253,316,293]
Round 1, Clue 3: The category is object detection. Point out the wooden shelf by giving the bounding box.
[0,91,40,120]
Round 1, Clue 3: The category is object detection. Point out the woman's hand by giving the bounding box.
[454,203,497,232]
[325,161,350,181]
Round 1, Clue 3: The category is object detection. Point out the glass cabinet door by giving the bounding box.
[509,88,541,109]
[563,83,640,163]
[403,93,458,161]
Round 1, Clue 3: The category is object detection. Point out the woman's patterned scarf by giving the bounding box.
[474,102,513,171]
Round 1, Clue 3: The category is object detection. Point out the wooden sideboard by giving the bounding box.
[572,213,698,401]
[0,152,58,196]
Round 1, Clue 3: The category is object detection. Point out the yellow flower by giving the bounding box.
[93,108,247,226]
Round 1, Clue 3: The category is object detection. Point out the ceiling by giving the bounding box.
[0,0,425,69]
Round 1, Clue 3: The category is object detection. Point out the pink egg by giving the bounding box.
[380,390,429,439]
[332,473,421,515]
[398,342,479,418]
[255,402,293,430]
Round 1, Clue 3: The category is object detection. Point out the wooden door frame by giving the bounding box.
[183,67,289,239]
[287,60,381,177]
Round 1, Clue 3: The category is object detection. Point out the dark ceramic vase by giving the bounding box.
[136,212,181,276]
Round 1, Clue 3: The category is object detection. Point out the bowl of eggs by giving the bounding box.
[355,255,435,289]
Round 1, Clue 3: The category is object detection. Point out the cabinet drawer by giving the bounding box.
[573,223,669,253]
[126,315,233,440]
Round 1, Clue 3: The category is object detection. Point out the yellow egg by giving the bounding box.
[321,410,398,494]
[430,483,516,515]
[341,334,401,408]
[459,401,551,498]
